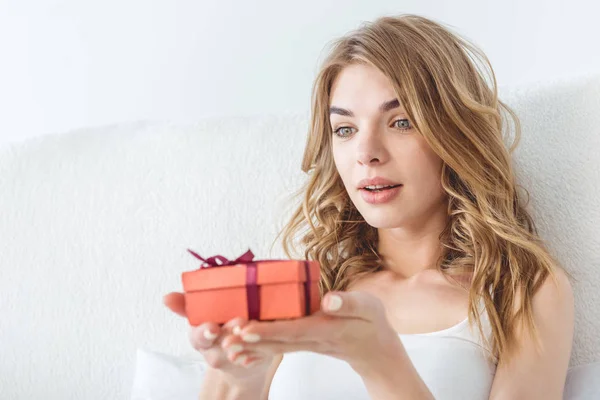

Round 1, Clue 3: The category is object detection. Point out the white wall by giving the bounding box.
[1,0,599,147]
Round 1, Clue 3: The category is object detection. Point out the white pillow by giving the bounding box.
[563,360,600,399]
[130,348,207,400]
[131,348,600,400]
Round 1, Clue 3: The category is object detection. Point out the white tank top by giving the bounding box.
[268,298,497,400]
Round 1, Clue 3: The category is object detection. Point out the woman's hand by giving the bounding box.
[228,290,406,373]
[162,292,277,386]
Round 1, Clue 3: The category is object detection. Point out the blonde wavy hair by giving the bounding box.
[268,13,572,366]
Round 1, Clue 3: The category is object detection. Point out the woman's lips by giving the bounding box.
[359,185,403,204]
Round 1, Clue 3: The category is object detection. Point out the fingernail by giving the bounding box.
[241,333,261,343]
[327,294,343,311]
[235,354,248,365]
[233,325,241,335]
[227,344,244,353]
[204,329,217,340]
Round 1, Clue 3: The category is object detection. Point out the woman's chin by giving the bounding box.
[362,214,406,229]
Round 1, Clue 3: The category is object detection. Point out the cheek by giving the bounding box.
[418,170,446,205]
[332,149,352,183]
[403,153,445,197]
[406,145,442,182]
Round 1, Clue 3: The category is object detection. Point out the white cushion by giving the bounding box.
[130,348,207,400]
[563,360,600,399]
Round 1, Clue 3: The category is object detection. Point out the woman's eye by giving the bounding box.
[332,119,412,138]
[333,126,355,138]
[393,118,412,130]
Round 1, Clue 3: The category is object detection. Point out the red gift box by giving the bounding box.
[182,248,322,326]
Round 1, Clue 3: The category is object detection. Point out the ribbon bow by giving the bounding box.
[187,248,256,268]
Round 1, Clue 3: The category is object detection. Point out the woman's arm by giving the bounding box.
[488,268,574,399]
[199,353,284,400]
[198,367,266,400]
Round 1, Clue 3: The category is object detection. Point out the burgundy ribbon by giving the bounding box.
[187,248,312,320]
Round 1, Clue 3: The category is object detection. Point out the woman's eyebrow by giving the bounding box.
[329,98,401,117]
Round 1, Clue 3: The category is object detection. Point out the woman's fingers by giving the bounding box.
[220,319,281,366]
[189,317,254,368]
[188,317,247,351]
[220,317,260,365]
[163,292,186,317]
[164,293,275,371]
[189,321,223,351]
[219,317,248,347]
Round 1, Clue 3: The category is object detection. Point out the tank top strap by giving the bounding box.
[464,296,496,362]
[439,297,489,343]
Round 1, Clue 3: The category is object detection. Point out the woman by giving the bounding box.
[164,13,574,399]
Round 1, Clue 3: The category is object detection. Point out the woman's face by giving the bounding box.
[329,63,448,230]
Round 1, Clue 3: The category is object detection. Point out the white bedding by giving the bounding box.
[130,348,600,400]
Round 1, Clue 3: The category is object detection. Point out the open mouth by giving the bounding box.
[362,184,402,192]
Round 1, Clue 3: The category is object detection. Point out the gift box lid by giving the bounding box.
[182,259,320,292]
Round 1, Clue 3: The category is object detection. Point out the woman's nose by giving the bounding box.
[356,134,385,165]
